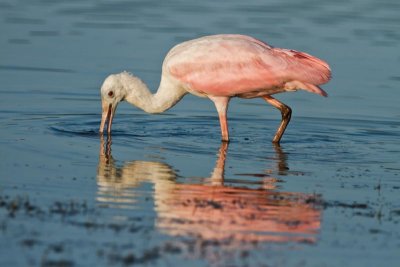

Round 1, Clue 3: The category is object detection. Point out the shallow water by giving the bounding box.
[1,0,399,266]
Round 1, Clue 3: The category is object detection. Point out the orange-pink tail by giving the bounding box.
[285,80,328,97]
[301,82,328,97]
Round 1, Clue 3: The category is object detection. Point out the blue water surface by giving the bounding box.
[1,0,399,266]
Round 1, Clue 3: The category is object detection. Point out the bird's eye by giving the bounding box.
[108,91,114,97]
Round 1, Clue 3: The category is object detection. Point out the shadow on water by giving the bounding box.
[97,135,323,256]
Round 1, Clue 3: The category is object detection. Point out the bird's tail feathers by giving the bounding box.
[285,81,328,97]
[302,82,328,97]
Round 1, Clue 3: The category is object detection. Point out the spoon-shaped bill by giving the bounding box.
[99,102,114,134]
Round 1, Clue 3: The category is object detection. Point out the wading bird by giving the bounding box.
[99,34,331,143]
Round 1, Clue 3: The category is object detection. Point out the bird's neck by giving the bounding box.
[121,72,187,114]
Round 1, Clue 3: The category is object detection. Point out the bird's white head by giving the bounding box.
[99,74,127,134]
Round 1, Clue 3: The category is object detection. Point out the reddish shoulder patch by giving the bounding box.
[292,52,308,59]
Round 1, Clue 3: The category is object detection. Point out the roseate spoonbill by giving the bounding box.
[99,34,331,143]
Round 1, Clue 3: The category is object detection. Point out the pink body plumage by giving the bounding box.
[166,34,331,98]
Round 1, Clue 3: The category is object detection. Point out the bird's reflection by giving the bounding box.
[97,136,322,245]
[97,137,177,207]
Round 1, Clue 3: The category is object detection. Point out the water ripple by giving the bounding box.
[0,65,75,73]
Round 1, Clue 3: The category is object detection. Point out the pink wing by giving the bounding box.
[165,34,331,97]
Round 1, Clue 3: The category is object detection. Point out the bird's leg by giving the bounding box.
[262,95,292,144]
[209,96,230,142]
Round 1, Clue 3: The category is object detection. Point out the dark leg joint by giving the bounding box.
[281,105,292,120]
